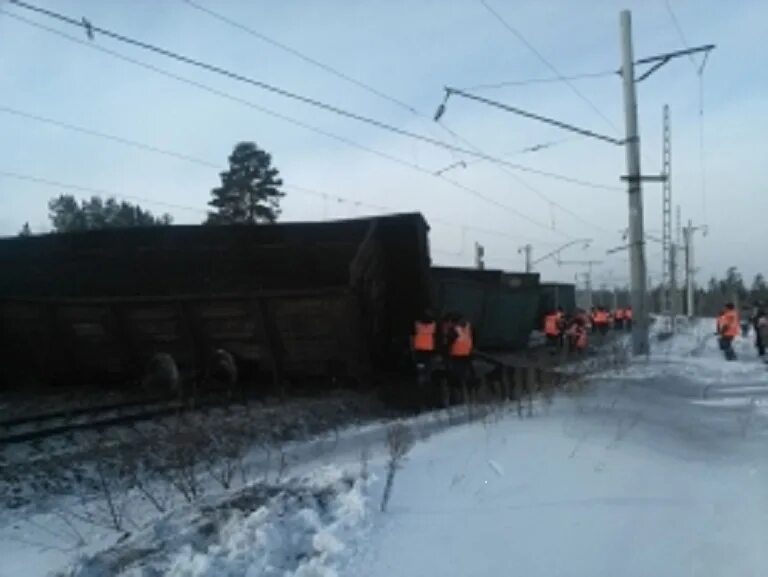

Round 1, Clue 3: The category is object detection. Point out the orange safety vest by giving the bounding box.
[722,310,740,338]
[544,314,560,336]
[413,321,436,352]
[451,323,473,357]
[614,308,625,320]
[624,308,633,320]
[594,310,609,324]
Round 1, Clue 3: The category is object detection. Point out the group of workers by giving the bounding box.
[412,310,474,398]
[410,304,637,401]
[542,305,633,354]
[717,302,768,361]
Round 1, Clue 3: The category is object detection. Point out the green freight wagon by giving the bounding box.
[538,282,577,320]
[431,267,540,350]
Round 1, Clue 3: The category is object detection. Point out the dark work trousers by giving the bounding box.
[449,356,473,401]
[625,319,633,331]
[546,334,560,352]
[614,319,624,330]
[413,350,434,386]
[720,336,737,361]
[755,328,765,357]
[597,323,608,336]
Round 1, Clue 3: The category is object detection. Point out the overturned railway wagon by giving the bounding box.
[0,213,431,391]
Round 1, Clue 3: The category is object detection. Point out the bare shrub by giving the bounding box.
[360,446,370,481]
[204,422,251,491]
[142,416,206,503]
[57,436,135,534]
[380,423,414,512]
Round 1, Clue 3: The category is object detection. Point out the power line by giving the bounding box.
[0,170,208,214]
[0,106,219,169]
[180,0,470,172]
[0,10,424,174]
[285,183,561,245]
[0,107,565,242]
[181,0,420,115]
[461,70,618,92]
[1,9,579,237]
[434,123,615,235]
[663,0,699,69]
[0,168,563,249]
[663,0,710,218]
[445,88,624,146]
[479,0,621,134]
[4,0,619,193]
[182,0,468,160]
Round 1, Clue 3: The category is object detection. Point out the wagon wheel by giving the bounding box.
[205,349,240,401]
[141,352,182,399]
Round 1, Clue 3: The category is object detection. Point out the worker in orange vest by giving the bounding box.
[593,306,610,336]
[412,310,437,388]
[448,315,474,401]
[624,306,633,331]
[718,303,740,361]
[543,309,561,353]
[589,306,598,333]
[614,307,625,330]
[566,317,588,354]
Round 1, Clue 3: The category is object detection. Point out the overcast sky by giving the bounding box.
[0,0,765,287]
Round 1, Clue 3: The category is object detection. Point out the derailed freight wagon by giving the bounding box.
[0,213,430,392]
[431,267,540,350]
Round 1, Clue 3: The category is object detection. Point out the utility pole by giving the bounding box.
[562,259,602,309]
[670,243,678,330]
[575,272,594,309]
[682,220,707,317]
[620,10,649,355]
[683,223,693,316]
[675,205,683,318]
[661,104,673,324]
[518,244,532,273]
[475,241,485,270]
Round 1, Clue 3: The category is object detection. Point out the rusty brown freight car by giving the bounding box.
[0,213,431,393]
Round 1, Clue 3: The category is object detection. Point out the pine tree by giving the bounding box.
[18,222,32,236]
[206,142,284,224]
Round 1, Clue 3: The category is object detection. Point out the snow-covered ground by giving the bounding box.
[3,319,768,577]
[347,321,768,577]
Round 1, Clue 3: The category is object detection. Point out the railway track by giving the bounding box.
[0,397,188,446]
[0,334,628,447]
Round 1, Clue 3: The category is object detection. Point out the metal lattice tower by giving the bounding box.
[661,104,672,314]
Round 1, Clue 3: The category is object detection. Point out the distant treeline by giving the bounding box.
[584,267,767,317]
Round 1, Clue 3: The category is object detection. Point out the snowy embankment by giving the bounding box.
[5,319,768,576]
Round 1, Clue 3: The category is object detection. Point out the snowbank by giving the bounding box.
[64,467,368,577]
